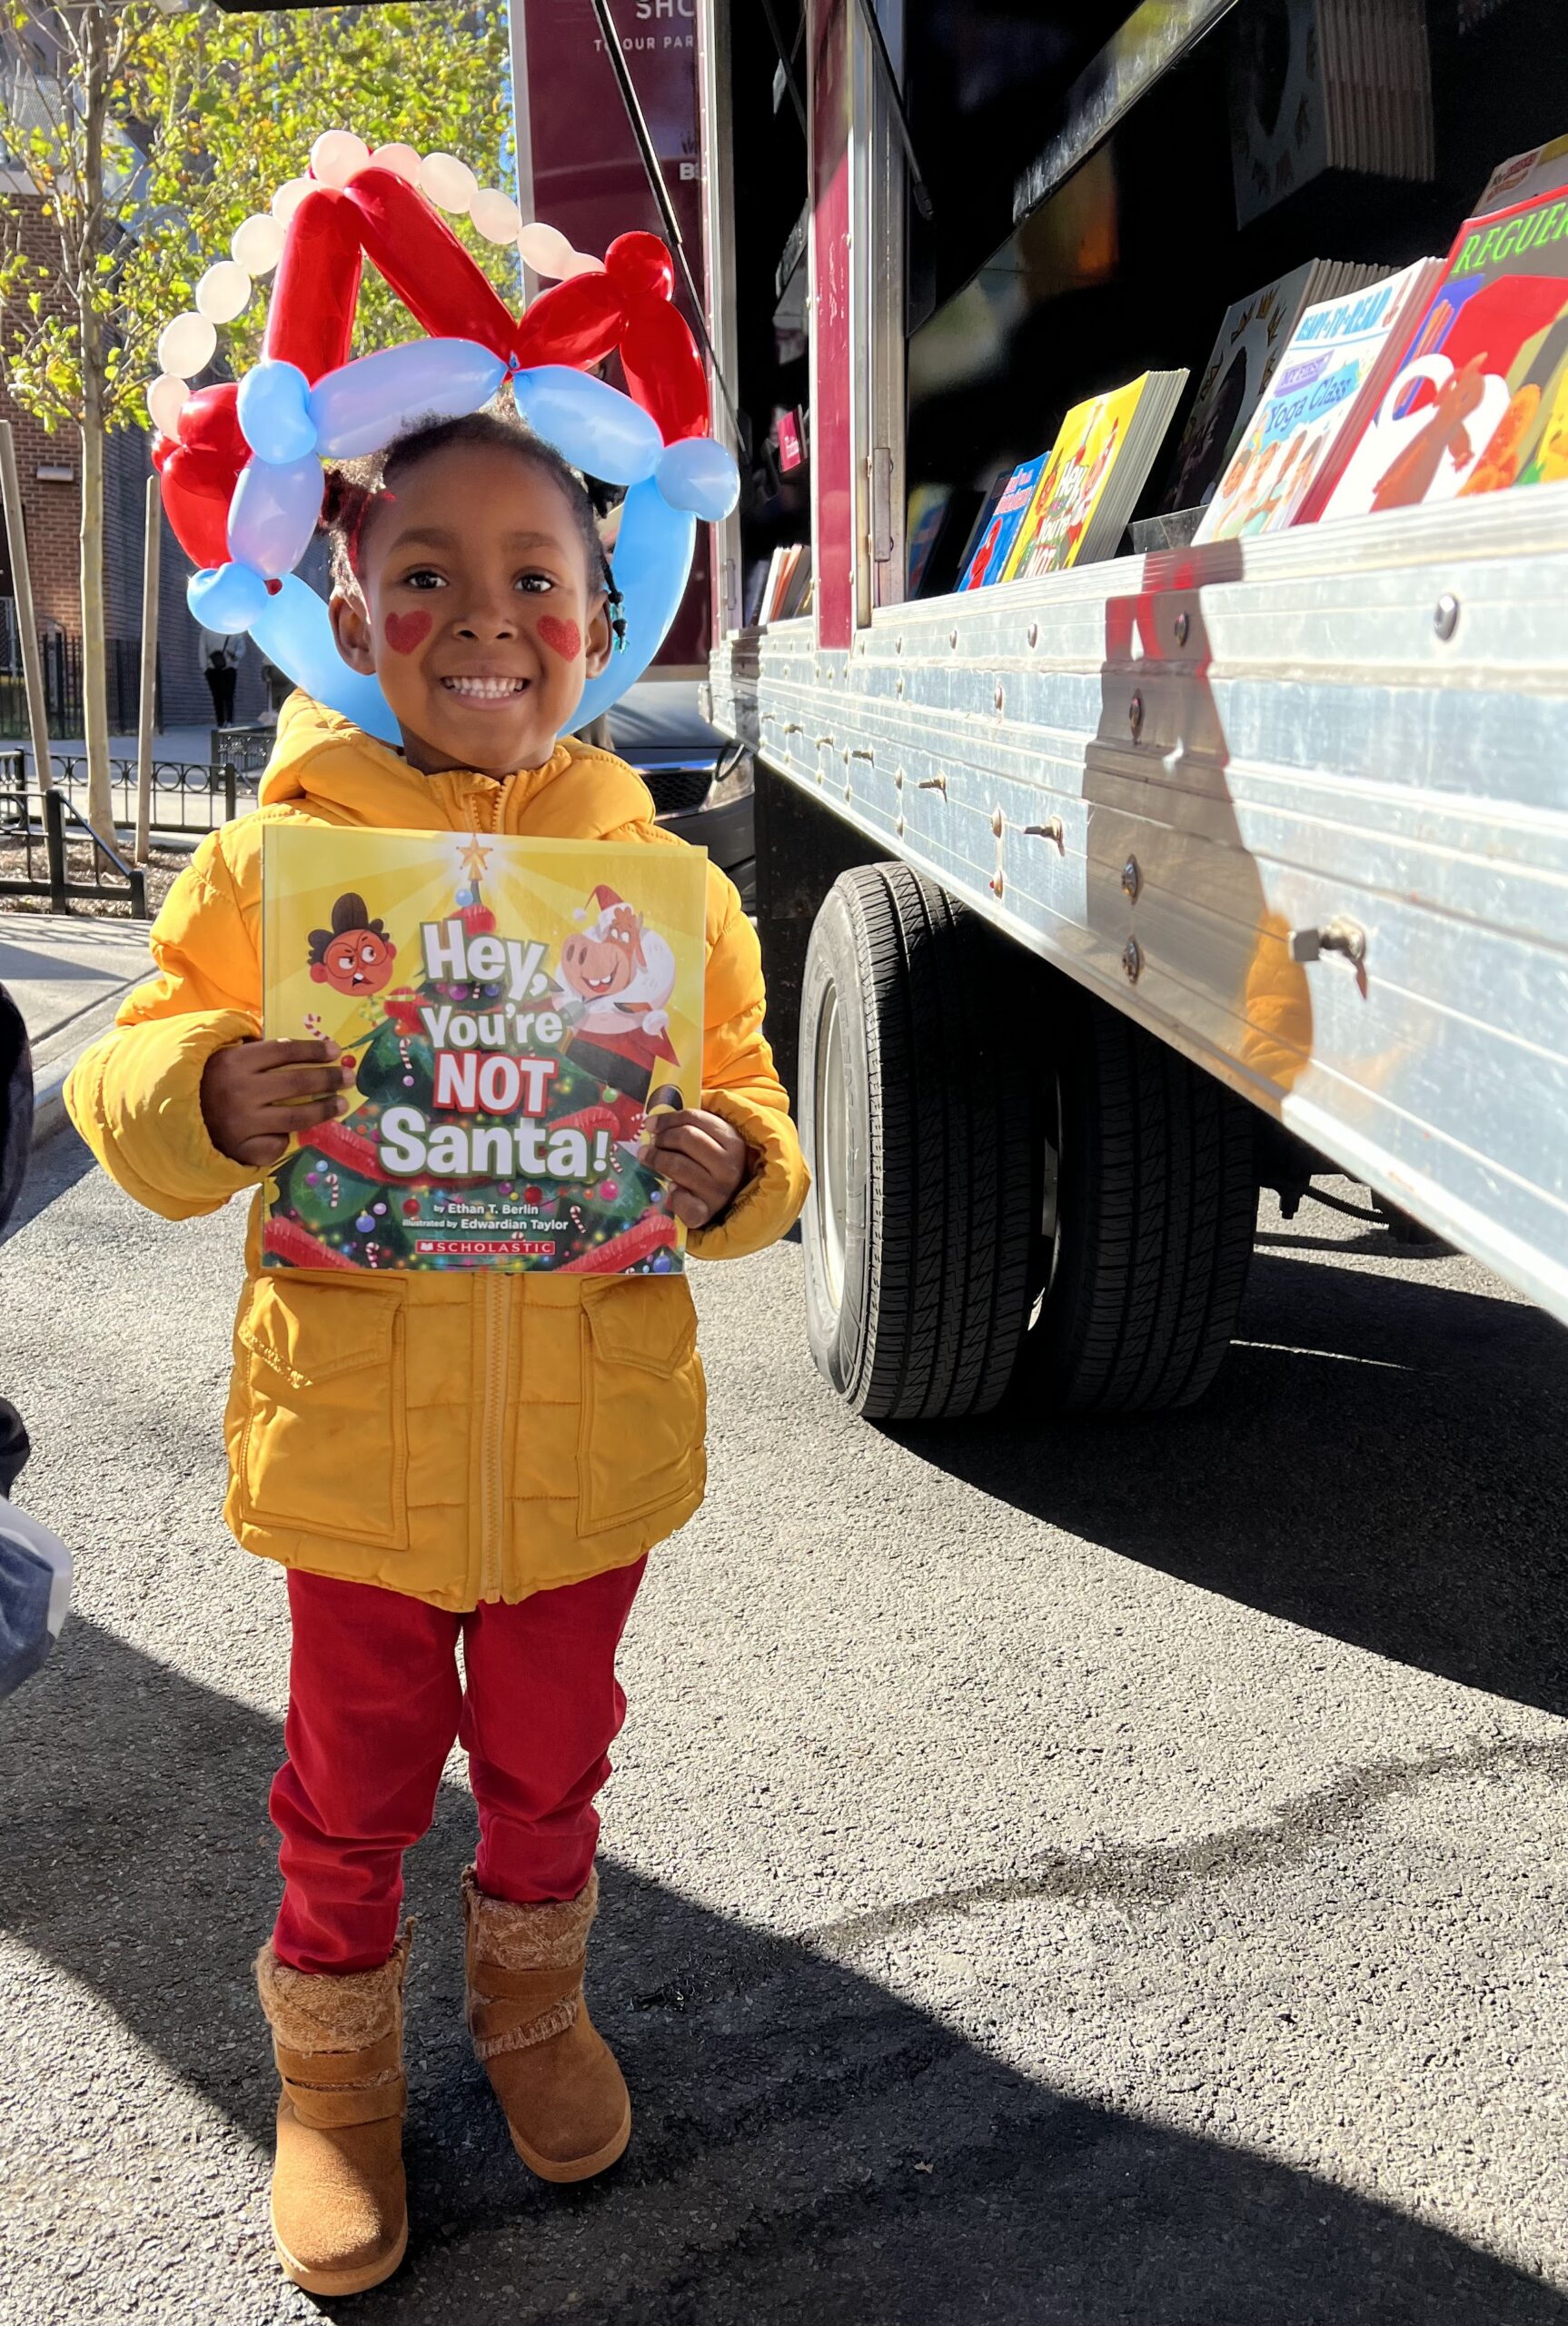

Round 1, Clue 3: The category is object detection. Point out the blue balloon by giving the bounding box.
[187,562,271,632]
[512,365,662,486]
[247,574,402,745]
[574,475,695,731]
[227,454,323,580]
[308,338,508,461]
[656,434,740,521]
[237,360,317,464]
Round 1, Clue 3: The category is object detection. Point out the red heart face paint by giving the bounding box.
[536,614,581,661]
[383,609,432,654]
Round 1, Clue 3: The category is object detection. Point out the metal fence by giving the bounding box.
[0,603,154,738]
[0,752,147,916]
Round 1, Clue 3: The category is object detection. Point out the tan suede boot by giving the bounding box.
[255,1928,412,2297]
[461,1866,630,2182]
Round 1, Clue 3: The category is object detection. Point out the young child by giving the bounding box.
[66,407,808,2298]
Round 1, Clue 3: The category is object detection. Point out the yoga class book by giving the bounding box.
[260,825,708,1276]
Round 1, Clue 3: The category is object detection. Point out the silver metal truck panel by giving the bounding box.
[709,484,1568,1325]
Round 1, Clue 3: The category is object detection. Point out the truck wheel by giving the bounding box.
[799,866,1035,1421]
[1014,986,1257,1412]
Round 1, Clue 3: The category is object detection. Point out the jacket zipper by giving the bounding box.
[458,775,512,1605]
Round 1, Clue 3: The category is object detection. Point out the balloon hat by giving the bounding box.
[150,131,739,743]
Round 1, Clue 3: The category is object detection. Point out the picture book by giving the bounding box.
[958,456,1046,590]
[1196,259,1442,541]
[1323,143,1568,520]
[1229,0,1434,232]
[914,484,987,599]
[905,486,951,595]
[260,826,708,1276]
[1003,371,1189,580]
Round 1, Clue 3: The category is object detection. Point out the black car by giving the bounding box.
[598,681,754,911]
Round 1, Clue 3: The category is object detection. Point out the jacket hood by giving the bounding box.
[256,691,657,839]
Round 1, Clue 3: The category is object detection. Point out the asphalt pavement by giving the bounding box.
[4,1135,1568,2325]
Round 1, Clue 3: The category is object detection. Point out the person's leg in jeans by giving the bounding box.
[271,1568,464,1973]
[203,665,225,725]
[457,1558,647,2181]
[461,1556,647,1903]
[217,662,237,723]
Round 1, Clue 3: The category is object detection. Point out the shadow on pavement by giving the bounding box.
[897,1248,1568,1719]
[5,1614,1567,2323]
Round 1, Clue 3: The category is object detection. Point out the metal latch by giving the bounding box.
[869,446,894,564]
[1289,919,1367,968]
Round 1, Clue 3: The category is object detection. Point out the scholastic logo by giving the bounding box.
[415,1238,556,1258]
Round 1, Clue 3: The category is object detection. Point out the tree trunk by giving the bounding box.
[79,388,112,836]
[79,0,113,840]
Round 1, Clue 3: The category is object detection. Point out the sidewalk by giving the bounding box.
[0,911,154,1145]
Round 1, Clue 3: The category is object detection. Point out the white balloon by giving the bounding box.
[471,187,521,244]
[419,151,478,213]
[157,311,217,380]
[146,373,188,437]
[371,142,422,184]
[557,248,606,278]
[517,221,576,279]
[310,129,371,188]
[195,260,252,325]
[272,176,313,225]
[231,212,284,275]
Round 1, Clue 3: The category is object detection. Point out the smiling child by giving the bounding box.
[66,403,808,2298]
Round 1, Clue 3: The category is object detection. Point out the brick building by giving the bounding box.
[0,183,266,735]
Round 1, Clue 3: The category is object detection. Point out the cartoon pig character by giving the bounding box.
[554,883,680,1103]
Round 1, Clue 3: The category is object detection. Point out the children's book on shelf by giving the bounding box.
[913,484,986,599]
[1003,371,1189,580]
[958,457,1046,589]
[1229,0,1434,231]
[905,485,950,594]
[260,827,708,1277]
[1196,258,1443,541]
[1321,142,1568,520]
[1161,259,1383,513]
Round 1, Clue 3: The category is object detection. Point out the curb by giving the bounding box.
[29,983,144,1148]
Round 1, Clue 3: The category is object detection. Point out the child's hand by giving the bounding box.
[201,1039,353,1169]
[641,1108,749,1228]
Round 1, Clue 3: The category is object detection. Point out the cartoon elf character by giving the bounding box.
[554,883,680,1104]
[308,894,399,999]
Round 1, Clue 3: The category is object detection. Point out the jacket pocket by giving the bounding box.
[578,1277,705,1536]
[234,1275,409,1550]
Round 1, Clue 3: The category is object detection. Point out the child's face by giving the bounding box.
[330,440,614,776]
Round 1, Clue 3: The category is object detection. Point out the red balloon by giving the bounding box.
[265,188,363,382]
[158,445,238,569]
[346,168,521,360]
[511,273,625,371]
[619,293,709,441]
[176,381,247,466]
[150,432,174,475]
[605,231,675,303]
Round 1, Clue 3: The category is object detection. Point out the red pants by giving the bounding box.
[270,1560,646,1974]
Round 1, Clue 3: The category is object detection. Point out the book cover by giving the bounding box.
[1324,154,1568,519]
[1196,260,1437,541]
[958,456,1047,590]
[260,826,708,1276]
[1160,262,1319,512]
[905,486,950,594]
[915,485,987,600]
[1004,381,1148,579]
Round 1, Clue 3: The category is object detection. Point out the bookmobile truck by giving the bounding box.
[680,0,1568,1424]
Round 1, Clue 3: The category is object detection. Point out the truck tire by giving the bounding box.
[799,866,1035,1421]
[1014,984,1257,1412]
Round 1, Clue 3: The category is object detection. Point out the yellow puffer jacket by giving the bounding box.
[66,695,808,1611]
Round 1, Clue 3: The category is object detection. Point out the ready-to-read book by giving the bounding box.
[261,826,708,1276]
[1323,141,1568,519]
[1196,258,1442,540]
[958,457,1047,589]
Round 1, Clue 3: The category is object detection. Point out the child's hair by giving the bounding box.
[320,400,620,631]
